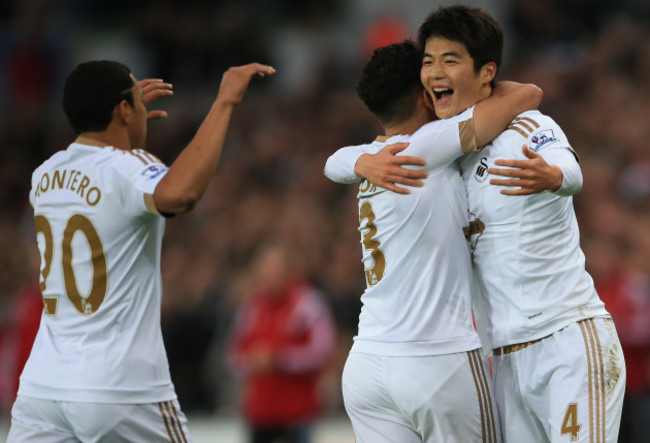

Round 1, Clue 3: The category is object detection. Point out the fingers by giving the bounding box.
[395,168,427,179]
[139,79,173,106]
[500,187,535,196]
[146,110,168,121]
[253,63,277,78]
[522,144,538,158]
[395,156,426,168]
[387,185,411,195]
[241,63,276,79]
[489,177,524,187]
[385,142,409,155]
[488,167,529,179]
[491,159,534,169]
[218,64,276,105]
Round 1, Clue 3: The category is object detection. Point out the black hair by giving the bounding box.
[418,5,503,86]
[62,60,135,134]
[356,40,423,126]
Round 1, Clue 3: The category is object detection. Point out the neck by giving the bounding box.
[75,129,130,151]
[384,104,431,138]
[385,120,421,138]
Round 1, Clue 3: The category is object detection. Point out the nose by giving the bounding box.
[429,61,445,80]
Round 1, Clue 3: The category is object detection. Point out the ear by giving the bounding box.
[481,62,497,86]
[422,89,434,111]
[116,100,131,125]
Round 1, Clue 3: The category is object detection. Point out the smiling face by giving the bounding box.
[420,36,495,119]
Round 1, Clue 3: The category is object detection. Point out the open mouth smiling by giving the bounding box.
[433,88,454,102]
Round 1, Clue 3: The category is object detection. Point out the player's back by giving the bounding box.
[21,143,176,403]
[353,132,480,357]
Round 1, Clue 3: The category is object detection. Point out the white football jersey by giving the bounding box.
[325,108,482,356]
[21,143,176,403]
[459,110,609,349]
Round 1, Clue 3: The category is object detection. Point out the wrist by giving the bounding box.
[354,154,371,177]
[550,165,563,192]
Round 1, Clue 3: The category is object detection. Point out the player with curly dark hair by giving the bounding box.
[325,39,542,442]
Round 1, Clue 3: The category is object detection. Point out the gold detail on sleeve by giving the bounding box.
[459,119,478,153]
[518,116,540,128]
[506,124,528,138]
[144,193,161,215]
[507,116,541,138]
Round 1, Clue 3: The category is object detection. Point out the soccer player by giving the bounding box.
[324,40,543,442]
[7,60,275,442]
[335,5,627,442]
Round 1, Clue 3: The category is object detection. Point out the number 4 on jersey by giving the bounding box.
[561,403,581,442]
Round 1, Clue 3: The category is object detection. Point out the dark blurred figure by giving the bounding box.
[585,234,650,443]
[226,241,336,443]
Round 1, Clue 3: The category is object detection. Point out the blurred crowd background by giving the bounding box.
[0,0,649,440]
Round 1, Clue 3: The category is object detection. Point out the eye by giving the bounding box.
[445,60,458,65]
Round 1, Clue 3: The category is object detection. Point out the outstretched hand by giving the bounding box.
[488,145,563,195]
[354,142,427,194]
[138,79,173,120]
[217,63,277,106]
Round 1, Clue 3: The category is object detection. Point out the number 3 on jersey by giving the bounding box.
[359,201,385,286]
[34,214,107,316]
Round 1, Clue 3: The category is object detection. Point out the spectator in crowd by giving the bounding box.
[226,240,336,443]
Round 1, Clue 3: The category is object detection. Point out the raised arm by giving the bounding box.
[473,81,543,147]
[153,63,276,214]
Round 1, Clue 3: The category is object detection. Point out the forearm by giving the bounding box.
[544,148,583,196]
[324,146,365,183]
[474,82,543,147]
[154,99,235,214]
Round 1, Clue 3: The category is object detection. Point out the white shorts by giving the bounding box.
[7,396,191,442]
[493,317,626,443]
[342,349,500,443]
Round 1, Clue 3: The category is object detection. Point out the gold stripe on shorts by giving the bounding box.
[579,319,606,443]
[468,349,497,443]
[158,402,176,442]
[158,401,188,443]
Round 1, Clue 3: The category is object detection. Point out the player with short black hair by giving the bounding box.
[7,60,275,442]
[417,5,502,88]
[63,60,135,134]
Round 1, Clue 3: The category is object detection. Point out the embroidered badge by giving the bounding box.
[142,164,167,180]
[529,129,558,152]
[474,157,489,182]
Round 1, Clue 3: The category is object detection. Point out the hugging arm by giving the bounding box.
[489,145,582,196]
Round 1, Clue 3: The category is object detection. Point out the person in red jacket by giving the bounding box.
[227,241,337,443]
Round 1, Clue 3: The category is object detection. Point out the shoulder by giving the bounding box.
[107,148,168,181]
[502,110,569,152]
[338,141,384,155]
[413,106,474,139]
